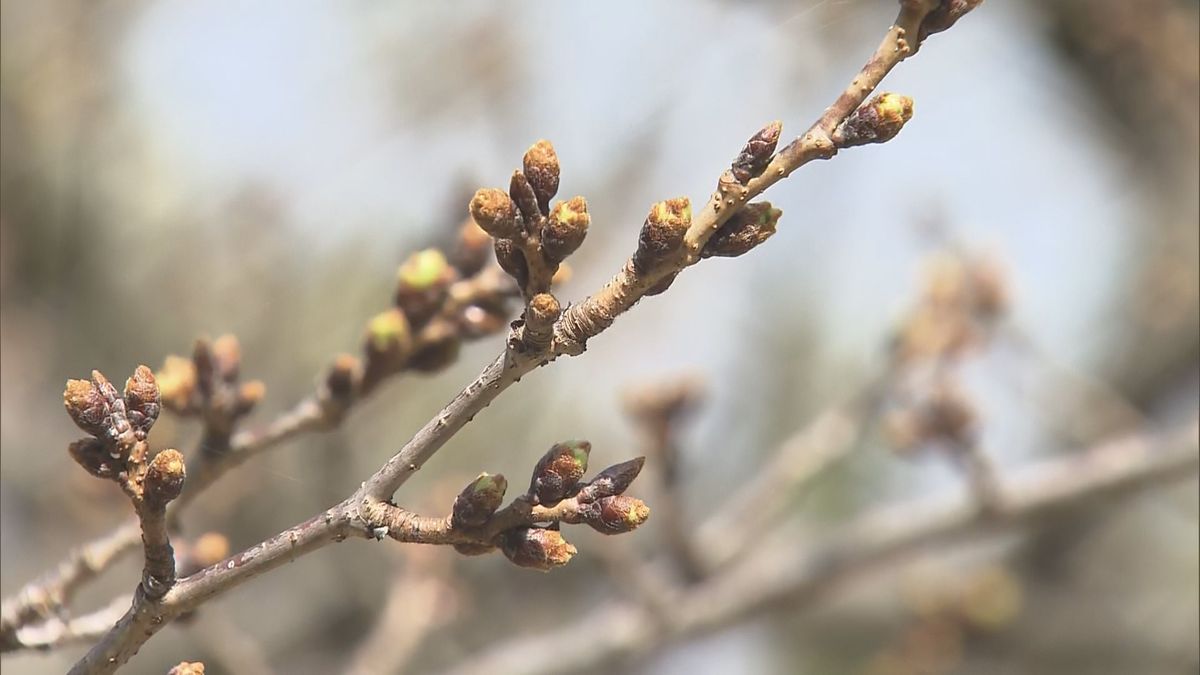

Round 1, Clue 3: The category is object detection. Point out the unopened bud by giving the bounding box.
[509,171,542,223]
[234,380,266,417]
[167,662,206,675]
[541,196,589,264]
[408,319,462,373]
[835,93,913,148]
[454,218,492,276]
[500,527,577,571]
[527,293,561,326]
[192,339,215,399]
[397,249,453,293]
[469,188,520,239]
[144,449,186,508]
[918,0,983,43]
[576,457,646,503]
[701,202,781,259]
[364,309,414,367]
[528,440,591,504]
[324,354,361,402]
[494,239,530,289]
[451,473,508,529]
[730,121,782,184]
[156,355,197,414]
[211,334,242,383]
[64,377,109,438]
[394,249,455,327]
[522,140,560,212]
[65,370,130,448]
[580,495,650,535]
[124,366,161,439]
[633,198,691,272]
[68,437,118,479]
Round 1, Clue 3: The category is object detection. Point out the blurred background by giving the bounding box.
[1,1,1197,673]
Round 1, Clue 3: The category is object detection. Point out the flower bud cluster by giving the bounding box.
[64,367,160,478]
[64,366,188,510]
[155,335,264,429]
[444,441,650,571]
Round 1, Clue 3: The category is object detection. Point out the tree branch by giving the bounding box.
[440,422,1199,675]
[42,2,982,670]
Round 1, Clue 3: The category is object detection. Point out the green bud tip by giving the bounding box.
[367,310,409,352]
[651,198,691,227]
[397,249,449,290]
[562,440,591,468]
[472,472,508,495]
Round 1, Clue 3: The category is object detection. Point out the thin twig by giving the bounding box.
[696,371,894,571]
[439,423,1200,675]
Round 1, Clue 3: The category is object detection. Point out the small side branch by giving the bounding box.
[441,423,1199,675]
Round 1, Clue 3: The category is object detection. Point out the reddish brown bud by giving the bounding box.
[453,218,492,276]
[408,319,462,373]
[324,354,361,402]
[918,0,982,43]
[68,437,119,479]
[144,449,186,508]
[500,527,577,571]
[211,335,242,383]
[522,139,560,212]
[580,495,651,535]
[156,355,197,414]
[701,202,781,259]
[835,93,914,148]
[124,366,161,439]
[469,188,520,239]
[576,457,646,503]
[64,370,131,448]
[451,473,508,529]
[509,171,542,224]
[192,339,215,399]
[64,377,109,438]
[541,196,589,264]
[633,198,691,272]
[528,440,591,504]
[494,239,530,289]
[731,120,782,184]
